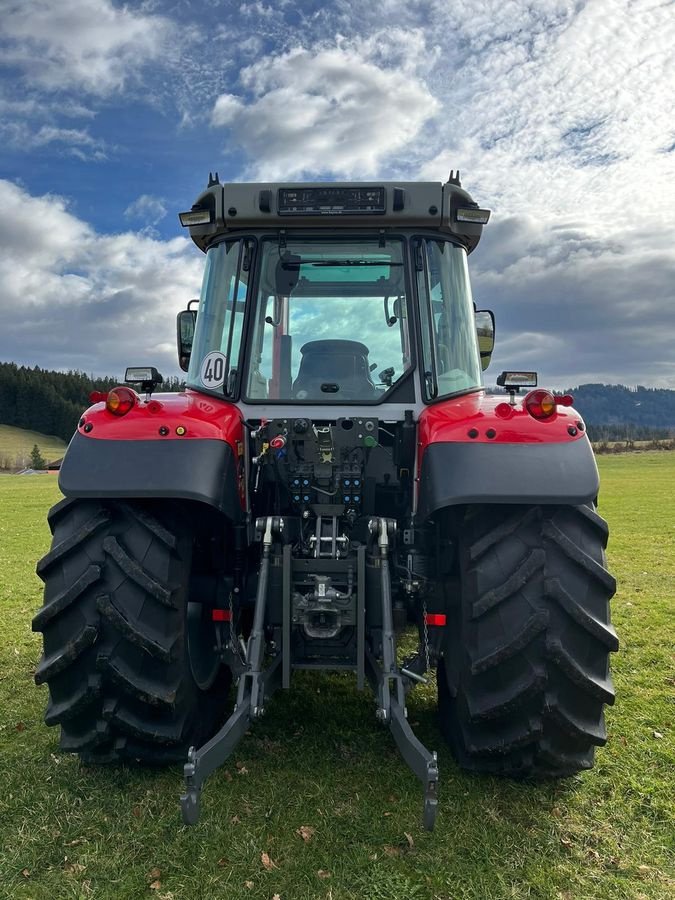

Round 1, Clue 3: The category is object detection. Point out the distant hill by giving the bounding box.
[482,383,673,441]
[0,424,67,471]
[565,384,675,441]
[0,362,183,444]
[1,362,673,445]
[0,362,119,444]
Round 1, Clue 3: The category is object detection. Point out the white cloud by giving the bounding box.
[472,214,675,389]
[124,195,168,226]
[0,180,202,376]
[210,31,440,178]
[0,0,673,390]
[238,1,280,18]
[211,93,244,127]
[34,125,108,159]
[0,119,109,160]
[416,0,675,234]
[0,0,175,96]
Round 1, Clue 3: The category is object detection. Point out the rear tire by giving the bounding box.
[438,504,618,777]
[33,498,231,764]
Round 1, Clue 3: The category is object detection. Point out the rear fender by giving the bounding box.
[417,391,599,520]
[59,389,246,520]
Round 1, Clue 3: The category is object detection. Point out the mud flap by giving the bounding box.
[418,439,600,519]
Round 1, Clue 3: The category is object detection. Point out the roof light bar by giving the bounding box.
[179,208,212,227]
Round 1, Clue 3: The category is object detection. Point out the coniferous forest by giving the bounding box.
[562,383,675,442]
[0,362,183,444]
[0,361,674,446]
[484,382,675,441]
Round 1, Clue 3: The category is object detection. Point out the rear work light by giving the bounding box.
[525,389,557,420]
[497,371,538,389]
[106,386,137,417]
[456,207,491,224]
[179,208,212,227]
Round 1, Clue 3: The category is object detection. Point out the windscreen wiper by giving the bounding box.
[308,260,403,267]
[279,259,402,268]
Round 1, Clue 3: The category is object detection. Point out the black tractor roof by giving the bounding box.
[179,175,490,254]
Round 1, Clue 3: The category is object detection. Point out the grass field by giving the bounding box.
[0,425,67,469]
[0,454,673,899]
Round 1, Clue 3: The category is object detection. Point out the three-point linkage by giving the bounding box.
[180,515,439,829]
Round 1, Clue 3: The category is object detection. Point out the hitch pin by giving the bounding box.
[401,667,428,685]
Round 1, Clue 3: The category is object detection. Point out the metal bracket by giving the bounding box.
[389,696,439,831]
[180,516,283,825]
[365,516,439,830]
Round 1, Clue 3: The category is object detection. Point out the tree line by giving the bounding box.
[1,363,674,446]
[482,383,675,441]
[0,362,183,444]
[565,384,675,438]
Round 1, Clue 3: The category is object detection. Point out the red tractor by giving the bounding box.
[33,175,617,828]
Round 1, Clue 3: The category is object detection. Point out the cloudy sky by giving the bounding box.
[0,0,673,388]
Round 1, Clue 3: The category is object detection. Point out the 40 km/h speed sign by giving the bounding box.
[199,351,227,389]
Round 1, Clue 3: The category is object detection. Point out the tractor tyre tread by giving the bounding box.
[33,499,229,763]
[439,504,617,778]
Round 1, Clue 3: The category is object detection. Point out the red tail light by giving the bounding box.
[212,609,232,622]
[106,386,137,417]
[89,391,108,403]
[425,613,447,626]
[495,402,514,418]
[524,389,557,420]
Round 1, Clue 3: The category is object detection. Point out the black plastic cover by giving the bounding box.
[417,439,599,519]
[277,186,386,216]
[59,433,243,520]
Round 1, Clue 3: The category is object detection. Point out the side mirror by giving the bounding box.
[177,305,197,372]
[475,309,495,371]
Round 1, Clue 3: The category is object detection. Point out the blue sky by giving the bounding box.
[0,0,674,387]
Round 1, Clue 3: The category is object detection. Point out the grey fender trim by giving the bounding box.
[59,433,243,521]
[417,438,599,520]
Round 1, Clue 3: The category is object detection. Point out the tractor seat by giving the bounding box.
[292,340,378,400]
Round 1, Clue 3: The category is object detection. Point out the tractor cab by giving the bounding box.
[175,180,496,547]
[177,178,494,414]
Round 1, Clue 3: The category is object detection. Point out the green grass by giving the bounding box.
[0,425,67,469]
[0,454,673,899]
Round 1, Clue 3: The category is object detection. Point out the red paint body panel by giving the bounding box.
[418,389,585,458]
[78,389,244,455]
